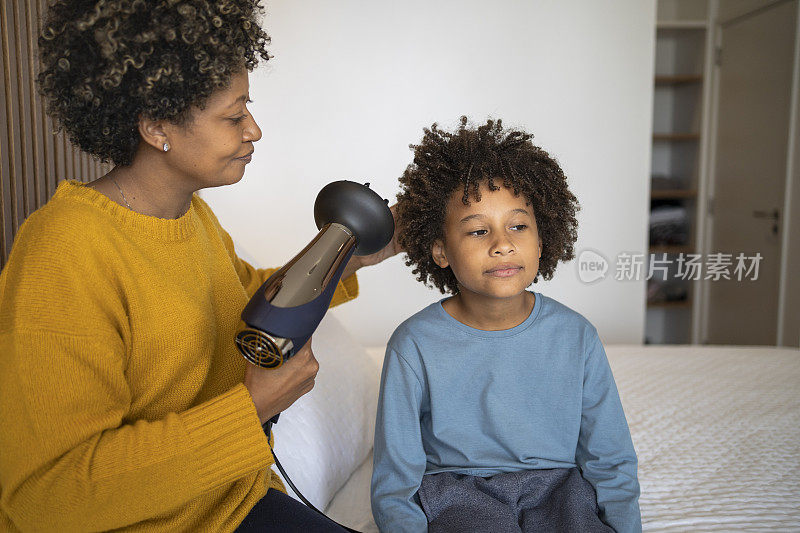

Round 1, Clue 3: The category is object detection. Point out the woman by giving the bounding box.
[0,1,396,531]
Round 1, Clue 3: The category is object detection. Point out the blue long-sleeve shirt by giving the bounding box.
[371,292,641,533]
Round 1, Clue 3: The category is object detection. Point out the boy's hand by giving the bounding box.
[342,204,403,277]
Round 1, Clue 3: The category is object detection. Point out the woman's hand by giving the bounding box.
[243,338,319,424]
[341,204,403,279]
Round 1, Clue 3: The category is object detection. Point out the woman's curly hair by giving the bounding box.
[37,0,271,166]
[396,117,580,295]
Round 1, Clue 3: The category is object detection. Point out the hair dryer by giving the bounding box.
[233,182,391,533]
[235,180,394,372]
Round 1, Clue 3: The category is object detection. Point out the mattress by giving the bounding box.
[609,345,800,532]
[326,345,800,532]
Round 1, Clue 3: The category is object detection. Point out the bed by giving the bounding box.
[270,313,800,532]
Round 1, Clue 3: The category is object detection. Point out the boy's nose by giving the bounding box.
[491,236,515,255]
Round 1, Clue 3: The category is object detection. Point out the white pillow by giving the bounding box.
[270,311,383,510]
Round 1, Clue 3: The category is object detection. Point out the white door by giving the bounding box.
[705,0,796,344]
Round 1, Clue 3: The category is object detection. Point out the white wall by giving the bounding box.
[202,0,656,347]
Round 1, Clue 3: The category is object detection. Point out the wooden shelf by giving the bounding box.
[657,21,707,30]
[647,299,692,309]
[655,74,703,85]
[653,133,700,141]
[651,188,697,199]
[648,245,694,254]
[647,1,711,343]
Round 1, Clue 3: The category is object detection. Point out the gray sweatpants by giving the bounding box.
[417,468,614,533]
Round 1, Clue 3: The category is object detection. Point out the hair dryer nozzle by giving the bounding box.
[314,180,394,256]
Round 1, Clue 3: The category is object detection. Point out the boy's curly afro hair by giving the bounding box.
[37,0,271,166]
[396,117,580,295]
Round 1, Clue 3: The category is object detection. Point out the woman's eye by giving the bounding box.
[229,99,253,124]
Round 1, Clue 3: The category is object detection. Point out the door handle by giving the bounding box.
[752,209,780,221]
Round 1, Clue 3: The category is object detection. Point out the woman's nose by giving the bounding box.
[244,114,262,143]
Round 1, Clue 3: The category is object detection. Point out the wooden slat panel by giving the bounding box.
[1,0,21,256]
[24,1,42,209]
[35,0,54,201]
[61,132,69,181]
[80,151,86,181]
[54,130,64,185]
[78,142,83,180]
[1,0,114,268]
[12,0,31,219]
[0,1,9,264]
[43,114,54,197]
[69,133,77,181]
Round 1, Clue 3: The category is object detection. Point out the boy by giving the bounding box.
[371,118,641,533]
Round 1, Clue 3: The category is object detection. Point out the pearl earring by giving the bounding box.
[163,142,170,152]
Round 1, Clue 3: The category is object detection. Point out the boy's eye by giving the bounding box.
[468,229,488,236]
[510,224,528,231]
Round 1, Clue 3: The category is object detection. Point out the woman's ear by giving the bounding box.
[431,239,449,268]
[137,115,171,152]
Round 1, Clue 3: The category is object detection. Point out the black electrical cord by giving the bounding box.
[264,422,362,533]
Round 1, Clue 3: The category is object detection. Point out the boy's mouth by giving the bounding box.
[485,263,523,277]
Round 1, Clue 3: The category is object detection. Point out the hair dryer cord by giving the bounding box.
[266,423,362,533]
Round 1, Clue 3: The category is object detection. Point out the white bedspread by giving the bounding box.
[610,345,800,532]
[326,345,800,532]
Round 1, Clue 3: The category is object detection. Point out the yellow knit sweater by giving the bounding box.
[0,180,358,532]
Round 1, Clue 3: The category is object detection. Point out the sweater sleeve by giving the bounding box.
[575,332,642,533]
[0,326,273,531]
[371,346,429,533]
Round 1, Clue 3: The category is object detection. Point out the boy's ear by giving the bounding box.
[431,239,449,268]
